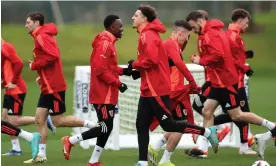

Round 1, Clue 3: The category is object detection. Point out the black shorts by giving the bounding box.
[3,94,26,116]
[208,84,240,111]
[92,104,115,122]
[194,81,211,107]
[239,87,250,112]
[171,102,188,121]
[37,91,66,116]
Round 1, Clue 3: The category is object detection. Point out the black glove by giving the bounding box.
[246,68,254,77]
[128,60,134,71]
[245,50,254,59]
[122,68,132,76]
[131,70,141,80]
[118,83,128,93]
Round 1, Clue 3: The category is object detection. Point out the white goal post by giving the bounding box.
[72,64,249,150]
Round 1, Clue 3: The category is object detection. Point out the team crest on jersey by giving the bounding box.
[240,100,245,107]
[109,110,114,117]
[183,109,187,116]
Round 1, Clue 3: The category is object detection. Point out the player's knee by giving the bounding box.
[35,115,46,126]
[229,110,243,122]
[202,107,213,118]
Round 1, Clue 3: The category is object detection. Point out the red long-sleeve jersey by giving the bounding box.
[226,24,250,88]
[164,37,196,124]
[164,37,196,91]
[1,40,27,95]
[198,20,238,91]
[132,19,171,97]
[89,31,123,105]
[30,23,67,94]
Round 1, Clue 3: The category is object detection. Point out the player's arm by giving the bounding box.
[30,34,59,70]
[93,41,121,87]
[2,44,23,84]
[166,42,196,85]
[229,36,250,73]
[199,33,224,66]
[116,66,124,75]
[132,32,159,71]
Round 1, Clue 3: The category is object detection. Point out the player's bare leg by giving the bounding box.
[227,107,275,130]
[35,107,49,162]
[2,108,36,156]
[148,133,168,165]
[149,132,178,165]
[202,99,219,127]
[51,114,96,128]
[159,133,182,166]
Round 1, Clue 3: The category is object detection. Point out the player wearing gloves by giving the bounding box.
[61,15,128,166]
[188,9,257,158]
[129,5,219,166]
[147,20,201,166]
[187,11,276,158]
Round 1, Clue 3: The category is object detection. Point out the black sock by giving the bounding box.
[214,114,232,125]
[270,127,276,137]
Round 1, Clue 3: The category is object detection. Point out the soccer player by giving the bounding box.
[129,5,219,166]
[61,15,128,166]
[24,12,98,163]
[186,11,275,156]
[147,20,201,166]
[1,39,55,156]
[255,126,276,159]
[224,9,256,154]
[1,120,40,159]
[187,9,256,158]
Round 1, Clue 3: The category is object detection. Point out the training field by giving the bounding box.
[1,12,276,166]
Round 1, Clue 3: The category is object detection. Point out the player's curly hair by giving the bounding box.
[231,9,251,22]
[196,10,209,20]
[186,11,204,22]
[104,15,120,30]
[173,20,193,31]
[27,12,44,26]
[138,5,157,22]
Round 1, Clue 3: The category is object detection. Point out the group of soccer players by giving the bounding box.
[1,4,276,166]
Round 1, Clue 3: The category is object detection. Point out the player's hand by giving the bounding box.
[246,68,254,77]
[28,59,33,69]
[245,50,254,59]
[36,76,42,85]
[131,70,141,80]
[122,68,132,76]
[118,83,128,93]
[190,54,200,64]
[5,82,16,89]
[128,60,134,71]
